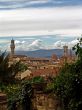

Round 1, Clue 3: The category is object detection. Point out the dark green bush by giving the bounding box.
[54,38,82,110]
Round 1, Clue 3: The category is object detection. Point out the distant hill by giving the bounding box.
[15,49,74,58]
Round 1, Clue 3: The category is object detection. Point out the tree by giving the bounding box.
[54,38,82,110]
[0,52,13,83]
[18,62,28,72]
[7,82,33,110]
[0,52,33,110]
[21,83,33,110]
[0,52,23,84]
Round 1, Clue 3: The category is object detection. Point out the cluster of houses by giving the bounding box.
[9,39,76,80]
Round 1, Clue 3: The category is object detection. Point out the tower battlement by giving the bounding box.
[10,39,15,56]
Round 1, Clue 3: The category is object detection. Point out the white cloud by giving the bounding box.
[15,40,26,44]
[19,37,36,40]
[70,39,79,44]
[8,39,44,51]
[68,39,79,48]
[52,39,79,49]
[0,39,10,44]
[15,40,21,44]
[27,39,43,50]
[53,40,66,49]
[0,38,80,52]
[0,6,82,36]
[29,39,42,47]
[28,0,48,4]
[15,39,80,51]
[0,7,82,21]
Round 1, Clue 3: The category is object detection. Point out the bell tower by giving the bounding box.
[10,38,15,56]
[63,45,68,57]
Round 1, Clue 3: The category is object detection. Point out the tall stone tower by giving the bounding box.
[10,39,15,56]
[63,45,68,57]
[70,48,72,57]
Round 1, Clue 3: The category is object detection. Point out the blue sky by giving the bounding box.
[0,35,80,51]
[0,0,82,9]
[0,0,82,51]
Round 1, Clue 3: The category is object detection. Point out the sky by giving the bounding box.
[0,0,82,51]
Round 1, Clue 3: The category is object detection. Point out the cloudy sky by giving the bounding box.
[0,0,82,51]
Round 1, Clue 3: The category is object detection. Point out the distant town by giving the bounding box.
[0,0,82,109]
[0,38,81,110]
[9,39,76,80]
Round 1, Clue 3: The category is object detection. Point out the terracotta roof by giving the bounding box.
[11,54,27,58]
[26,57,50,61]
[31,68,59,77]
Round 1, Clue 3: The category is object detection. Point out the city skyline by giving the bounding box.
[0,35,81,51]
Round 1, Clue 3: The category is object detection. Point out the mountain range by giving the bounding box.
[15,49,74,58]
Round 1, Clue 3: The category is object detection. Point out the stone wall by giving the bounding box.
[0,102,7,110]
[0,93,7,110]
[0,90,62,110]
[32,91,62,110]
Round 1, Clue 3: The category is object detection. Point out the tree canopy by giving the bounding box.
[0,52,27,84]
[54,38,82,110]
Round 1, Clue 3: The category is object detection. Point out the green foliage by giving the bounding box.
[0,52,27,84]
[31,76,45,84]
[45,82,54,93]
[13,61,28,72]
[72,37,82,59]
[0,52,10,83]
[21,82,33,110]
[3,81,33,110]
[6,85,21,110]
[54,38,82,110]
[0,52,33,110]
[54,69,82,110]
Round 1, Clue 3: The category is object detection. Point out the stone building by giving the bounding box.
[10,39,15,56]
[63,45,68,57]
